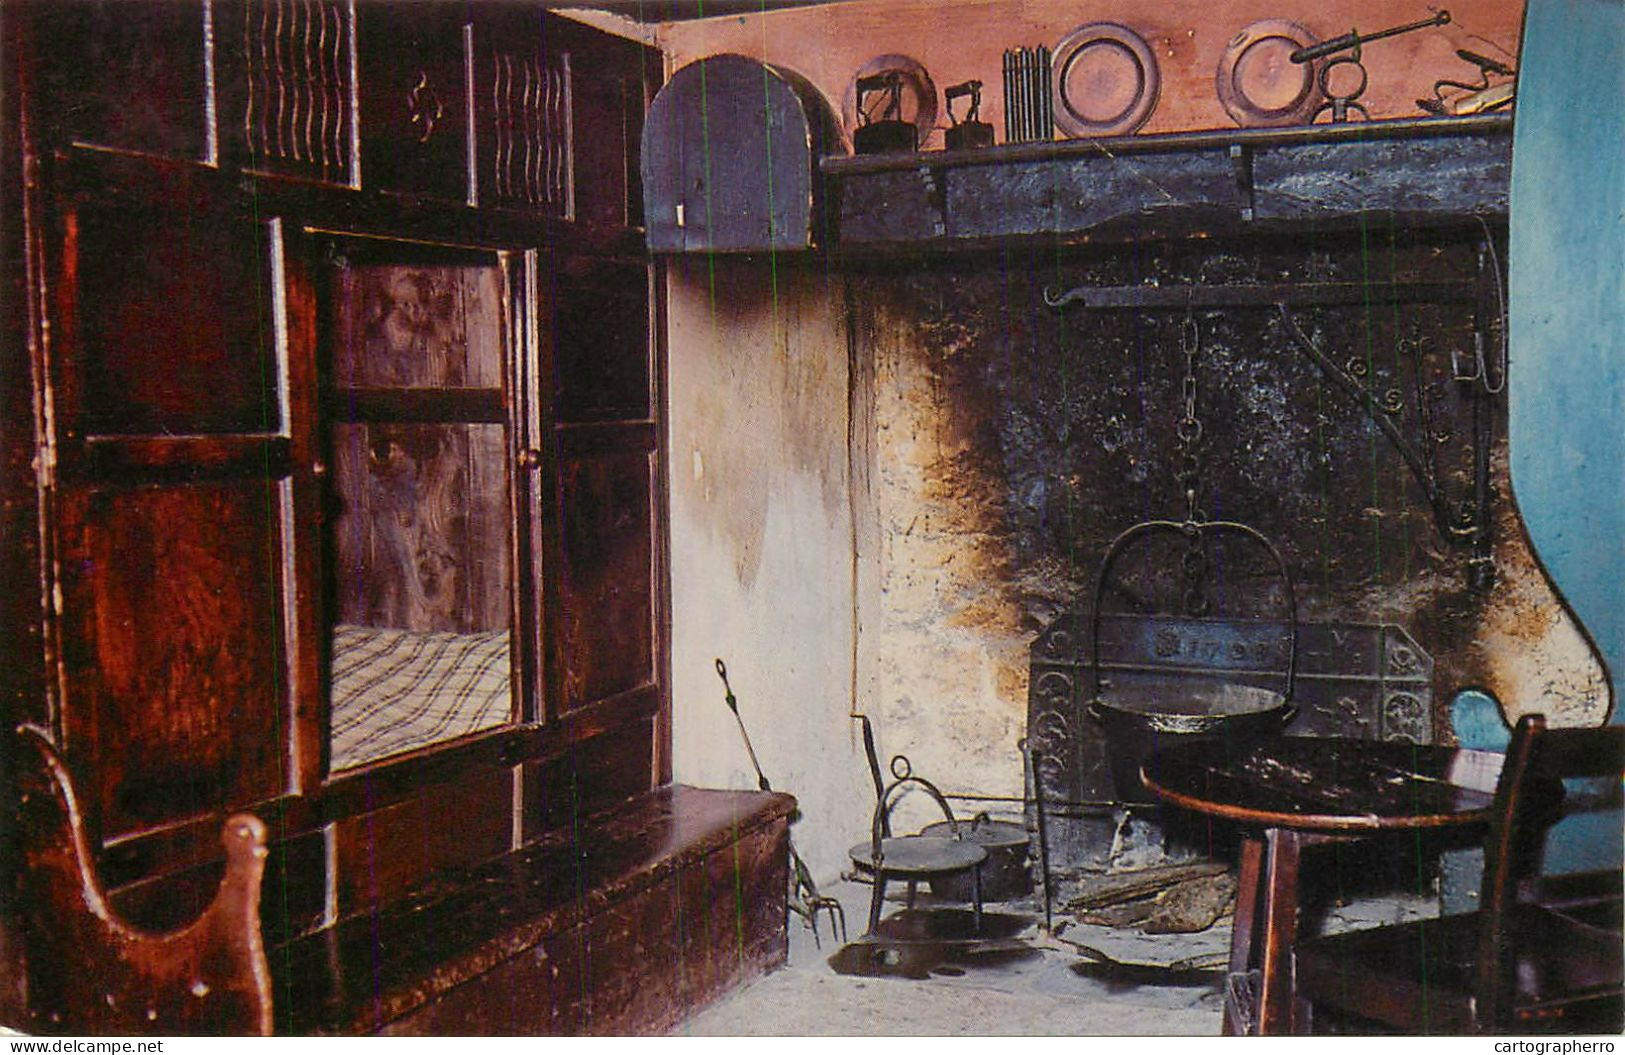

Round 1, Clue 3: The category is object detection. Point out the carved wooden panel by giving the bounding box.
[557,452,655,711]
[218,0,356,184]
[472,9,571,215]
[553,257,651,424]
[356,1,469,201]
[68,203,277,437]
[30,0,211,161]
[57,482,289,838]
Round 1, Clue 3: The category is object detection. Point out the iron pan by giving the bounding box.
[920,817,1031,902]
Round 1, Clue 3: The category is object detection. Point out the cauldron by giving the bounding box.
[1090,677,1296,804]
[1086,519,1299,804]
[919,815,1031,901]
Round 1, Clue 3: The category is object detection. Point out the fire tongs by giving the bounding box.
[716,659,848,948]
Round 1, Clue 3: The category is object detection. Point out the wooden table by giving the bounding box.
[1141,737,1499,1035]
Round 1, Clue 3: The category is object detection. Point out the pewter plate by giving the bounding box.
[1216,18,1324,127]
[1052,22,1160,137]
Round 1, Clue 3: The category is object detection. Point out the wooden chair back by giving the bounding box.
[15,726,273,1035]
[1476,714,1625,1030]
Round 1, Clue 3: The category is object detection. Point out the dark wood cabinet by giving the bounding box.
[29,0,213,163]
[356,1,470,202]
[44,155,295,838]
[0,2,777,1037]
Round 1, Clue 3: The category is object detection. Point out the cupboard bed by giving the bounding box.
[0,1,791,1034]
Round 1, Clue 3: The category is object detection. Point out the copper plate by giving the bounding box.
[841,54,938,149]
[1052,22,1160,137]
[1216,18,1324,127]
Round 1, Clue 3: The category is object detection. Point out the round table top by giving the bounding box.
[848,836,988,876]
[1141,736,1499,832]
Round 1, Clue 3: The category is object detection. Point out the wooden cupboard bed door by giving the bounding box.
[313,236,534,774]
[45,160,299,840]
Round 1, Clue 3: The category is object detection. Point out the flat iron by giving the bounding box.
[944,80,995,150]
[853,72,917,154]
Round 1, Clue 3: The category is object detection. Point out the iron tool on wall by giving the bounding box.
[1290,9,1452,122]
[1418,48,1515,115]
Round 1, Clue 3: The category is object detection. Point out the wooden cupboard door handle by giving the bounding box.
[517,448,543,471]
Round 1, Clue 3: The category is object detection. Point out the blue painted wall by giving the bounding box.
[1504,0,1624,882]
[1508,0,1625,720]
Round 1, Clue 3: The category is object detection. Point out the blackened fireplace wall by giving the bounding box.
[842,222,1604,866]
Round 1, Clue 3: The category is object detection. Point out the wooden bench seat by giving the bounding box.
[270,785,794,1035]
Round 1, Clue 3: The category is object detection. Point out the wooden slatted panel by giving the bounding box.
[219,0,356,185]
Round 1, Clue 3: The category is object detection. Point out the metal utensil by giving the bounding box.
[1290,10,1452,122]
[944,80,995,150]
[715,658,847,948]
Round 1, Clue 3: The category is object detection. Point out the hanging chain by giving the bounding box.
[1174,315,1209,617]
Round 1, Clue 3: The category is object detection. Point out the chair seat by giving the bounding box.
[1519,869,1625,916]
[1295,903,1624,1034]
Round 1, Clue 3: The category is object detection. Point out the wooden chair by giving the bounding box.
[14,725,273,1035]
[1293,714,1624,1034]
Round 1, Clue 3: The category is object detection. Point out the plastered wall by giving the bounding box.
[665,254,876,880]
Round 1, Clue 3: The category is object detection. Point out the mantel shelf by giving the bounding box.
[821,113,1512,252]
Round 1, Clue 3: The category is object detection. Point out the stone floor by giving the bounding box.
[676,876,1438,1036]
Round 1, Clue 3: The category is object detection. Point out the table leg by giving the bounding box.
[1223,834,1266,1036]
[1257,828,1302,1036]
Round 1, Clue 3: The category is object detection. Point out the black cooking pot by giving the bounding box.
[1090,677,1296,804]
[1086,519,1299,805]
[919,815,1031,902]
